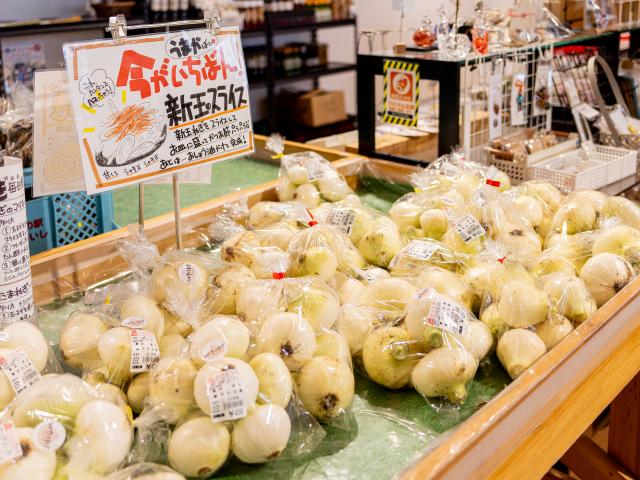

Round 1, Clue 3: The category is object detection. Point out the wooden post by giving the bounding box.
[562,436,630,480]
[609,372,640,477]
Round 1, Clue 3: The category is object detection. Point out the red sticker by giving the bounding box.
[272,272,286,280]
[486,179,501,187]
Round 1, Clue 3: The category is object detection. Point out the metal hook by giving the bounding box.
[108,14,128,44]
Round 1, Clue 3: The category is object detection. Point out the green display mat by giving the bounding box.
[39,173,511,480]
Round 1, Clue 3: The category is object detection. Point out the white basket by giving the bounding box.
[486,135,579,185]
[586,143,638,185]
[528,154,609,193]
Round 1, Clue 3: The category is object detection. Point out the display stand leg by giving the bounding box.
[172,174,183,249]
[138,183,145,228]
[561,436,629,480]
[608,371,640,476]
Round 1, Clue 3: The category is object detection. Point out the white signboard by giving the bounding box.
[63,27,253,194]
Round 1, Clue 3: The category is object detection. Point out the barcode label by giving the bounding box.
[427,297,469,335]
[326,209,355,235]
[303,158,327,181]
[122,316,146,329]
[403,240,439,261]
[454,214,485,244]
[178,263,199,284]
[33,421,66,452]
[207,368,247,423]
[0,348,42,394]
[200,340,228,362]
[0,421,22,465]
[130,329,160,373]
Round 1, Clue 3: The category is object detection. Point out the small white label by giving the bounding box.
[33,421,66,453]
[0,421,22,465]
[122,316,147,329]
[206,368,247,423]
[403,240,439,261]
[454,214,485,244]
[178,263,199,284]
[130,329,160,373]
[303,158,326,182]
[414,287,436,302]
[0,349,42,394]
[200,340,228,362]
[427,297,469,335]
[573,102,600,121]
[326,209,356,236]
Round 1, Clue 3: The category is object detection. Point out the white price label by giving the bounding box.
[130,329,160,373]
[207,368,247,423]
[326,209,355,236]
[403,240,439,261]
[454,214,485,244]
[303,158,327,181]
[0,349,42,394]
[122,316,147,329]
[200,340,228,362]
[178,263,199,284]
[427,297,469,335]
[33,421,66,452]
[414,287,436,302]
[0,421,22,465]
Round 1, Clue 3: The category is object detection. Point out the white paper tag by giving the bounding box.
[178,263,199,284]
[207,368,247,423]
[33,421,66,453]
[563,76,582,108]
[427,297,468,335]
[454,214,485,244]
[0,349,42,394]
[130,329,160,373]
[0,421,22,465]
[510,72,526,126]
[414,287,436,302]
[303,158,327,182]
[326,209,355,236]
[403,240,439,260]
[200,340,228,362]
[122,316,147,329]
[609,107,632,134]
[572,103,600,121]
[488,68,503,139]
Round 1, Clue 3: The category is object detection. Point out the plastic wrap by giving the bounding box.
[277,151,354,205]
[107,463,185,480]
[0,373,133,479]
[0,82,34,168]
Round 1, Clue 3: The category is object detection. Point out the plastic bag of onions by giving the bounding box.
[0,373,133,479]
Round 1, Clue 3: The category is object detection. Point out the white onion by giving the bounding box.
[256,313,316,371]
[249,352,293,407]
[231,404,291,463]
[411,347,477,403]
[296,355,354,420]
[497,328,546,379]
[580,253,635,306]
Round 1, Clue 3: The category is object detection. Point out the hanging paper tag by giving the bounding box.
[510,72,526,126]
[130,329,160,373]
[33,421,66,453]
[178,263,199,284]
[207,368,247,423]
[427,297,468,335]
[488,68,503,139]
[303,157,327,182]
[532,63,551,116]
[563,76,582,108]
[122,316,147,329]
[200,340,228,362]
[0,421,22,465]
[454,214,485,244]
[403,239,439,260]
[0,349,41,394]
[326,209,356,236]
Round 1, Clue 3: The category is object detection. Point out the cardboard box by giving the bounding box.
[296,90,347,127]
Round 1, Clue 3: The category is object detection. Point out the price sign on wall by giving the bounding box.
[63,27,253,194]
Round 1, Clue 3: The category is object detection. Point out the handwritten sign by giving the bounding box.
[63,27,253,194]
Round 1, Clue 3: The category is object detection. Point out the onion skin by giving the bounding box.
[169,416,230,477]
[497,329,547,379]
[580,253,635,307]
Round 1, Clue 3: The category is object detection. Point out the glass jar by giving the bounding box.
[413,16,436,48]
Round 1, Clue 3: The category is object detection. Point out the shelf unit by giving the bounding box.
[239,15,357,135]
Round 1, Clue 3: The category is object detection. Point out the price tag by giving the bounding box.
[573,103,600,121]
[33,421,66,453]
[130,329,160,373]
[427,297,469,335]
[207,368,247,423]
[0,421,22,465]
[122,316,146,329]
[200,340,227,362]
[326,209,356,236]
[403,240,439,260]
[178,263,199,284]
[0,349,42,394]
[303,158,327,182]
[454,214,485,244]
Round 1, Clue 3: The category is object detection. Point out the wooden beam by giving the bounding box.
[609,372,640,477]
[562,436,630,480]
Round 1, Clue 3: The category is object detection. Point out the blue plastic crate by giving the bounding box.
[23,169,117,255]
